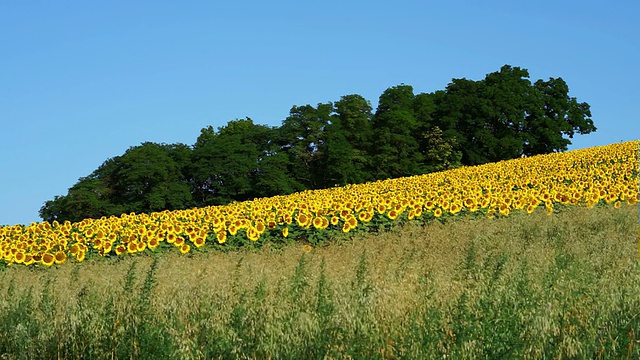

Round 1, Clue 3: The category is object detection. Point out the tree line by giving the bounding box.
[40,65,596,222]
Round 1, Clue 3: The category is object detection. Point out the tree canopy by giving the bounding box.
[40,65,596,222]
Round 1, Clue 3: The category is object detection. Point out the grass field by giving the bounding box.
[0,202,638,359]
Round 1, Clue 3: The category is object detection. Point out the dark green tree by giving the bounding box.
[109,142,193,213]
[431,77,494,165]
[191,118,300,205]
[252,126,305,197]
[522,77,595,155]
[191,121,256,204]
[317,94,374,187]
[40,157,122,222]
[319,117,363,187]
[482,65,533,160]
[39,172,118,223]
[413,91,462,172]
[371,84,425,179]
[279,103,333,188]
[432,65,596,165]
[334,94,374,153]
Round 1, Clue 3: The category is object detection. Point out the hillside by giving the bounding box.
[0,140,638,358]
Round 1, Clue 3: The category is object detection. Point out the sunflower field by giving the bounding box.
[1,140,638,268]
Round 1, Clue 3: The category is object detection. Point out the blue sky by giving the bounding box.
[1,1,638,226]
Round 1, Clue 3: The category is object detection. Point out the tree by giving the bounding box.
[317,94,374,187]
[319,116,364,187]
[431,65,595,165]
[419,126,462,173]
[191,118,300,205]
[522,77,595,155]
[481,65,532,160]
[191,120,258,204]
[334,94,374,152]
[433,77,495,165]
[39,158,121,222]
[251,126,304,197]
[39,178,116,223]
[371,84,425,179]
[279,103,333,188]
[109,142,193,213]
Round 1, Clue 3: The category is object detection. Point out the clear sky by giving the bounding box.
[1,1,638,226]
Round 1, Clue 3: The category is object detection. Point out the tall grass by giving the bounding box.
[0,204,638,359]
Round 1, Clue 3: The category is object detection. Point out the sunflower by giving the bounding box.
[463,198,475,208]
[312,216,324,229]
[376,204,387,214]
[255,221,266,234]
[296,213,311,228]
[24,254,35,266]
[137,241,147,252]
[321,217,330,229]
[148,237,160,250]
[54,251,67,265]
[433,208,443,218]
[424,200,435,210]
[41,253,55,267]
[76,251,86,262]
[179,244,191,255]
[174,236,185,247]
[185,226,196,238]
[102,241,113,255]
[193,236,206,248]
[282,227,289,238]
[217,231,227,244]
[14,252,25,264]
[247,228,260,242]
[302,244,312,254]
[358,211,373,223]
[127,242,137,254]
[499,206,510,217]
[115,245,126,256]
[450,203,461,214]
